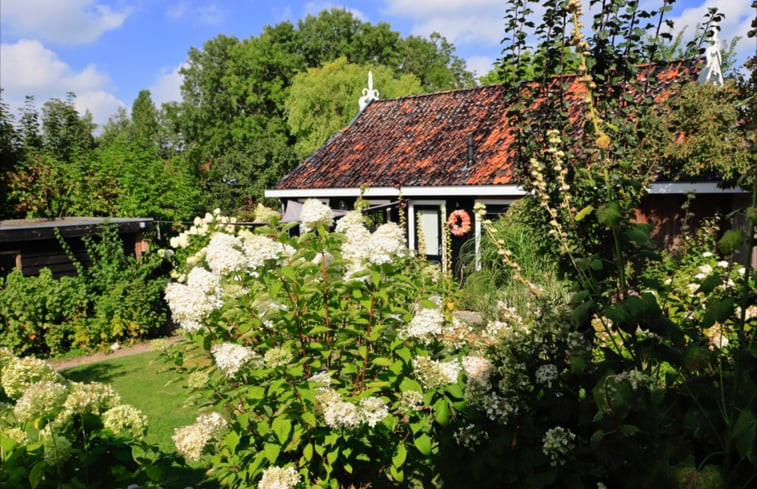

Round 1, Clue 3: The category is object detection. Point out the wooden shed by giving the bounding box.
[0,217,153,278]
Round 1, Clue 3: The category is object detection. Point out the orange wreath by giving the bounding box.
[448,209,472,237]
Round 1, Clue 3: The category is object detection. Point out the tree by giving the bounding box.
[129,90,159,150]
[286,57,423,160]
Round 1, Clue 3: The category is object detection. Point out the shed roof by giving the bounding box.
[0,217,154,243]
[274,60,699,192]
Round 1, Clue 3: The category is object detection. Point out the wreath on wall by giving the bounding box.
[448,209,472,237]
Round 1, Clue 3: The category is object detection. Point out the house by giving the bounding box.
[0,217,153,278]
[266,57,749,272]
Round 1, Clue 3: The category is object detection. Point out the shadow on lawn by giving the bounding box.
[63,362,127,384]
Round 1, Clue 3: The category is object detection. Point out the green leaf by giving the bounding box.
[392,443,407,468]
[597,201,622,229]
[326,447,339,464]
[263,443,281,463]
[272,417,292,445]
[731,410,757,462]
[696,275,722,295]
[247,386,266,400]
[300,411,317,427]
[389,465,405,482]
[303,443,314,462]
[717,229,743,255]
[400,377,423,393]
[224,430,241,452]
[702,297,735,328]
[29,461,45,489]
[414,434,432,456]
[575,205,594,221]
[433,398,450,426]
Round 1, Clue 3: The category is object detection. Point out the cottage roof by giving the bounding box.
[274,60,699,193]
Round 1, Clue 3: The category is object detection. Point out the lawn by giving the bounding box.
[62,349,214,488]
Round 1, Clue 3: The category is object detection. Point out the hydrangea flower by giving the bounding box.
[401,307,444,344]
[172,412,227,462]
[299,199,334,233]
[103,404,149,440]
[535,364,559,384]
[205,232,247,276]
[14,381,68,422]
[211,343,258,378]
[359,397,389,428]
[258,465,301,489]
[542,426,576,466]
[1,357,63,399]
[413,356,461,388]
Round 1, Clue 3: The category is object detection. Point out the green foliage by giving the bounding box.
[0,269,88,356]
[286,57,424,160]
[0,225,170,357]
[644,81,753,186]
[458,200,569,317]
[0,350,186,489]
[162,206,489,487]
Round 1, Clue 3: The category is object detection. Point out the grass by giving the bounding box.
[62,349,214,488]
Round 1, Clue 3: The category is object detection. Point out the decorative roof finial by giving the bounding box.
[358,71,380,110]
[697,28,724,86]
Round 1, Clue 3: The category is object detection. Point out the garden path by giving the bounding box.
[50,335,182,371]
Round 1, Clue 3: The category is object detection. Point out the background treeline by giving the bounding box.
[0,8,475,221]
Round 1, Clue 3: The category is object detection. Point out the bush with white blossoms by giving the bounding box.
[0,351,169,489]
[162,202,480,488]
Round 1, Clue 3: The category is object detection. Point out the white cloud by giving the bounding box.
[664,0,754,70]
[0,0,129,44]
[149,64,186,106]
[303,2,367,21]
[466,55,496,78]
[164,1,227,24]
[0,39,124,126]
[380,0,504,53]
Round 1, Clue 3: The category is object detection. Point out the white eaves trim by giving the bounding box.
[646,182,746,194]
[266,181,746,199]
[265,185,528,199]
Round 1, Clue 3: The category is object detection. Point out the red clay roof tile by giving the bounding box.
[275,61,698,191]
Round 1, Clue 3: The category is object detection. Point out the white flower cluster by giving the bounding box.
[263,346,293,368]
[535,364,559,384]
[253,203,281,224]
[413,356,461,388]
[239,230,295,270]
[337,212,407,279]
[480,392,519,424]
[300,199,334,233]
[258,465,301,489]
[205,232,247,276]
[542,426,576,467]
[401,307,444,344]
[454,423,488,450]
[170,209,237,248]
[172,411,228,462]
[400,390,424,412]
[40,426,73,466]
[211,342,258,378]
[165,266,224,332]
[462,355,494,386]
[311,379,389,430]
[13,381,68,422]
[102,404,149,440]
[1,356,63,399]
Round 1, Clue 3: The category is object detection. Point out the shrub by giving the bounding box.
[0,349,176,488]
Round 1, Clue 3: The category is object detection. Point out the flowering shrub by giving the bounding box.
[163,202,491,488]
[0,349,173,488]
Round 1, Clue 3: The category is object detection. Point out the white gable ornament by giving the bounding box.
[358,71,380,110]
[697,29,724,86]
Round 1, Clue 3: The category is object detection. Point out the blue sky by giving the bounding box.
[1,0,753,127]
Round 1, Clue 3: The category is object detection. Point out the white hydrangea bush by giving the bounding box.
[0,350,157,488]
[162,201,491,488]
